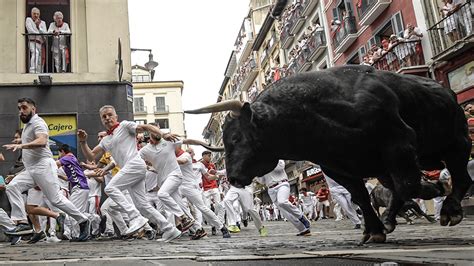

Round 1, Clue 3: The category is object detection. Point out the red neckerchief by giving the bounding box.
[175,149,185,158]
[192,159,197,163]
[106,123,120,135]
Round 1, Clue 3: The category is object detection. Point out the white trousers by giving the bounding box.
[87,196,102,235]
[0,208,15,231]
[6,159,87,223]
[104,158,172,233]
[67,187,90,237]
[180,182,223,229]
[223,186,262,229]
[268,183,305,232]
[157,174,187,218]
[433,196,445,220]
[331,188,361,226]
[28,41,42,73]
[101,197,127,235]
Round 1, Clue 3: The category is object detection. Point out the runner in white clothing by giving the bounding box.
[255,160,311,236]
[138,132,195,233]
[324,173,361,229]
[78,105,181,242]
[176,145,231,239]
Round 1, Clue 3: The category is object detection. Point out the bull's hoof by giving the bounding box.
[368,233,387,243]
[359,234,371,245]
[440,197,463,226]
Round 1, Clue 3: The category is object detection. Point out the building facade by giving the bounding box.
[132,66,186,136]
[0,0,133,174]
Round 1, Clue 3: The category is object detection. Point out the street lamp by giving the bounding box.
[131,48,159,81]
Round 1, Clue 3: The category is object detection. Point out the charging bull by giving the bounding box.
[185,65,472,244]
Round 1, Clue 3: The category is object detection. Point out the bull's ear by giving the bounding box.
[248,102,276,126]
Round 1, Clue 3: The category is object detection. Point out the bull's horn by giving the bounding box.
[183,138,225,152]
[185,100,243,117]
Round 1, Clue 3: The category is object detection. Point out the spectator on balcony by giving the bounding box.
[360,55,371,66]
[48,11,71,73]
[403,23,424,66]
[453,0,472,36]
[441,0,460,43]
[26,7,47,73]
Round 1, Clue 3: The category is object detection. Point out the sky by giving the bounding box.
[128,0,250,159]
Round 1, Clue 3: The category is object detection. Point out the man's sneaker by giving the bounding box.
[242,219,248,227]
[4,223,34,236]
[10,235,22,245]
[211,226,217,236]
[46,235,62,243]
[296,229,311,236]
[125,216,148,236]
[299,215,311,229]
[259,226,268,237]
[160,227,181,243]
[77,219,91,241]
[220,226,231,238]
[179,217,195,233]
[28,231,46,244]
[56,213,66,236]
[190,228,207,240]
[227,225,240,233]
[144,229,157,240]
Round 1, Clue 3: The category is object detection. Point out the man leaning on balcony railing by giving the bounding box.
[26,7,47,73]
[403,23,424,67]
[48,11,71,73]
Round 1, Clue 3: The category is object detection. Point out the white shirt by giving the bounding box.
[178,152,198,185]
[99,121,140,168]
[139,140,182,182]
[26,17,47,43]
[47,22,71,50]
[84,170,101,197]
[255,160,288,187]
[192,161,207,185]
[403,27,423,40]
[145,170,158,191]
[325,175,349,193]
[21,114,53,167]
[299,192,315,205]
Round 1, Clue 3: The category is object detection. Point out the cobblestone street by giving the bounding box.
[1,216,474,265]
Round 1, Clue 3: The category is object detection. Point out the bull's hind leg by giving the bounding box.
[442,139,472,226]
[323,169,385,244]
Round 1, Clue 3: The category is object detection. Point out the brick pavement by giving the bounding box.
[0,217,473,264]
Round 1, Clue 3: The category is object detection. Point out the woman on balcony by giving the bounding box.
[48,11,71,73]
[441,0,460,43]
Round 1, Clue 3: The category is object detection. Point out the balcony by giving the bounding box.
[24,32,72,73]
[280,26,295,49]
[306,30,327,61]
[153,105,169,114]
[235,18,255,65]
[357,0,392,26]
[260,31,278,66]
[296,48,311,72]
[288,3,305,35]
[371,40,427,74]
[302,0,319,17]
[427,2,474,61]
[333,16,358,54]
[134,106,147,115]
[235,55,259,92]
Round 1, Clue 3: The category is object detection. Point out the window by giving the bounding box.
[391,12,404,37]
[346,52,360,65]
[155,119,169,129]
[133,97,145,113]
[26,0,71,73]
[155,97,166,112]
[358,46,366,63]
[134,119,147,125]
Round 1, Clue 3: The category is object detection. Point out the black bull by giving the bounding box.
[186,65,472,243]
